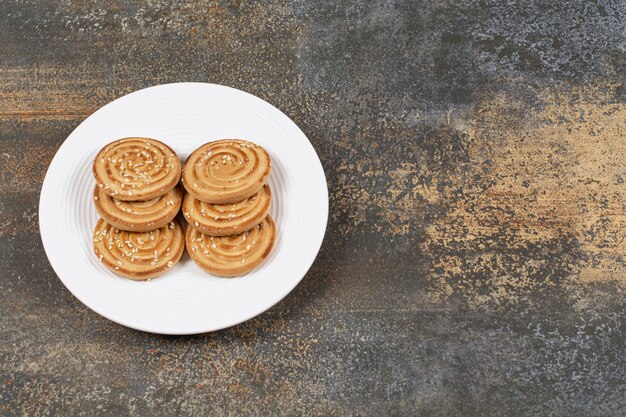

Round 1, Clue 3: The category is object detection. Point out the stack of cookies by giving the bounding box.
[182,139,276,277]
[92,138,185,280]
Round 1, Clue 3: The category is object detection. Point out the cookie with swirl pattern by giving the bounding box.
[94,185,182,232]
[93,137,182,201]
[186,215,276,277]
[93,218,185,280]
[182,140,271,204]
[183,184,271,236]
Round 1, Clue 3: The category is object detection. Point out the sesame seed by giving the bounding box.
[114,266,120,270]
[233,226,239,229]
[245,244,251,250]
[94,196,98,200]
[150,261,156,266]
[166,247,171,252]
[167,261,173,267]
[211,243,216,248]
[194,221,199,227]
[214,216,219,221]
[184,212,190,217]
[241,259,246,264]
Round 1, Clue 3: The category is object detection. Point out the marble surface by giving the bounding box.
[0,1,624,415]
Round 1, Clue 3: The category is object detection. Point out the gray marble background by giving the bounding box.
[1,1,624,416]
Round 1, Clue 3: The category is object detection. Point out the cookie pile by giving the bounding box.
[182,139,276,277]
[92,138,185,280]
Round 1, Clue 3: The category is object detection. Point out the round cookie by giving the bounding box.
[93,218,185,280]
[183,184,271,236]
[186,215,276,277]
[182,139,271,204]
[93,137,182,201]
[94,185,182,232]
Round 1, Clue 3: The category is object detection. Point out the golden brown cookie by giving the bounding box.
[186,215,276,277]
[182,139,271,204]
[93,185,182,232]
[93,218,185,280]
[182,184,271,236]
[93,137,182,201]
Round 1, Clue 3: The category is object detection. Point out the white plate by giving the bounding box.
[39,83,328,335]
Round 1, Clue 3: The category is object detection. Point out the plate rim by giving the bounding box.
[39,82,328,335]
